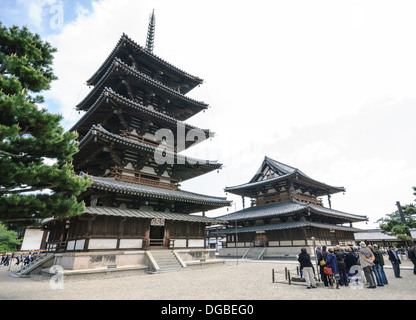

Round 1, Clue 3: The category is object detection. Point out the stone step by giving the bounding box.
[148,250,184,273]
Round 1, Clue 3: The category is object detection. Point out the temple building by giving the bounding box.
[43,12,231,256]
[212,156,367,257]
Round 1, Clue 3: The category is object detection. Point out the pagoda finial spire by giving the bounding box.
[145,9,156,53]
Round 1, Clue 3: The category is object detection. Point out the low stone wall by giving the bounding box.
[53,250,147,270]
[217,248,250,258]
[175,249,217,262]
[52,249,220,271]
[218,246,317,260]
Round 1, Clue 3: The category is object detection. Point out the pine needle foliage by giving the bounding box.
[0,23,91,227]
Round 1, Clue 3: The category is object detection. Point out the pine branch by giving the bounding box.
[0,149,31,159]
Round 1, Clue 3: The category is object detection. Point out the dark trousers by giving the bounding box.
[363,266,376,287]
[392,262,401,278]
[319,266,329,286]
[338,265,348,286]
[411,260,416,275]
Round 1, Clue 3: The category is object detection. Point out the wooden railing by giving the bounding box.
[120,130,160,148]
[143,238,175,250]
[110,167,179,190]
[294,193,323,206]
[120,130,177,152]
[45,240,67,252]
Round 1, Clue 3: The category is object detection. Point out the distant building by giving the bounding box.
[210,157,368,256]
[354,229,416,246]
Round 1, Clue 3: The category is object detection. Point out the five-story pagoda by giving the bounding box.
[43,12,231,253]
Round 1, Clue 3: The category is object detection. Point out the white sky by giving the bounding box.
[2,0,416,229]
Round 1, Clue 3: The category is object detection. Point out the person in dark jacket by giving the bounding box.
[372,244,388,285]
[345,247,358,274]
[388,245,402,278]
[334,245,348,286]
[408,244,416,275]
[298,248,317,289]
[317,245,329,287]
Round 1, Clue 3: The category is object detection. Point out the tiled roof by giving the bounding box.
[86,33,203,88]
[217,201,367,223]
[209,220,362,235]
[70,87,211,138]
[78,124,222,173]
[76,57,208,112]
[85,206,222,224]
[225,156,345,196]
[89,175,232,207]
[354,229,416,241]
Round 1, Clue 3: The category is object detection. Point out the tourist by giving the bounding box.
[326,247,340,289]
[345,246,359,280]
[373,244,388,285]
[334,245,348,286]
[298,248,317,289]
[408,244,416,275]
[15,252,23,265]
[367,245,381,286]
[315,244,322,272]
[24,253,30,266]
[359,242,376,288]
[388,245,402,278]
[3,252,10,267]
[317,245,329,287]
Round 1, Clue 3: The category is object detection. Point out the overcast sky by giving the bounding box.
[2,0,416,229]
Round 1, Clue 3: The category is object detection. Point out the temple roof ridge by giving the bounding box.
[70,87,212,137]
[225,156,345,195]
[86,33,203,87]
[80,124,222,172]
[89,175,232,207]
[77,56,208,114]
[216,200,367,223]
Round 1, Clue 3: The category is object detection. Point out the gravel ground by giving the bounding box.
[1,258,415,300]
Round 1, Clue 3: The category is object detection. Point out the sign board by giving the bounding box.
[150,218,165,226]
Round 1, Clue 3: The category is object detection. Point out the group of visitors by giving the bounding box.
[0,250,43,267]
[297,242,416,289]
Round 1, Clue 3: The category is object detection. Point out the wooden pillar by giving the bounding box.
[84,215,96,251]
[117,217,127,249]
[289,179,295,201]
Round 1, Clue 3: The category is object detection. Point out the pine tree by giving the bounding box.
[0,23,91,227]
[0,224,22,251]
[377,192,416,244]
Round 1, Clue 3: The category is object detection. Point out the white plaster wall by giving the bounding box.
[21,229,44,251]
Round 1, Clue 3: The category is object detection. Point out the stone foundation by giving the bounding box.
[50,249,220,273]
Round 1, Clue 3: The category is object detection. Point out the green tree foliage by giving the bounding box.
[377,193,416,243]
[0,224,22,251]
[0,23,91,227]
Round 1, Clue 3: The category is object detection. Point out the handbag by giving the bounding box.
[324,266,333,275]
[319,251,326,266]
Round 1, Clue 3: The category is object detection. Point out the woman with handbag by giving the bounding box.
[326,247,340,289]
[318,245,329,287]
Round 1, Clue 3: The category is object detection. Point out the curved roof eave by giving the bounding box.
[86,33,203,87]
